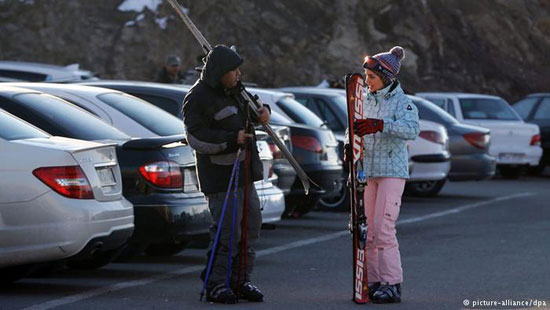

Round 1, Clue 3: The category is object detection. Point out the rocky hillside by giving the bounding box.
[0,0,548,101]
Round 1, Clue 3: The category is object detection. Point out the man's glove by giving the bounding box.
[354,118,384,136]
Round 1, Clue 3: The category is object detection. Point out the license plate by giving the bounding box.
[498,153,524,163]
[97,167,116,186]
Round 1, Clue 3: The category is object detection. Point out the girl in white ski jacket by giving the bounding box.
[346,46,419,304]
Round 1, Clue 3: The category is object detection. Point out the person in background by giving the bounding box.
[155,54,186,84]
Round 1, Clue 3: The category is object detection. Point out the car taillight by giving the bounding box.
[139,161,183,189]
[268,143,283,159]
[530,134,541,146]
[33,166,94,199]
[419,130,445,145]
[464,132,490,149]
[291,135,322,153]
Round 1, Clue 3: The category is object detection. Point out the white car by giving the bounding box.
[0,61,97,82]
[417,92,543,178]
[0,109,134,282]
[11,83,286,224]
[406,120,451,196]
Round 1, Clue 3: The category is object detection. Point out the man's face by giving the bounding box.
[221,67,241,89]
[166,64,180,76]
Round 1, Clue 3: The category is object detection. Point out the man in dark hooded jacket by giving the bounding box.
[183,45,270,304]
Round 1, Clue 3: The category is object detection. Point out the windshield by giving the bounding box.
[277,97,325,128]
[410,97,458,125]
[0,109,49,140]
[97,93,185,136]
[459,98,520,120]
[10,93,130,140]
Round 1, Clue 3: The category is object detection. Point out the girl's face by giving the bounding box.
[364,69,385,92]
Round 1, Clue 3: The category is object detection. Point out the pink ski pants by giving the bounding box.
[364,177,405,285]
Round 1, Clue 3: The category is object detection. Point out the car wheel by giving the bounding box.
[406,179,446,197]
[527,164,546,176]
[145,243,186,256]
[498,166,522,179]
[66,248,121,270]
[318,186,349,211]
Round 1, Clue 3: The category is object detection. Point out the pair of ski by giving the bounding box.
[345,74,370,304]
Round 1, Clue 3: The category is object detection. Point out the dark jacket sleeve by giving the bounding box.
[183,93,240,155]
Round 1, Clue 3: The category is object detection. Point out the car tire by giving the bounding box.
[318,187,349,211]
[66,248,121,270]
[0,265,33,285]
[144,243,186,256]
[498,166,523,179]
[527,164,546,176]
[406,179,446,197]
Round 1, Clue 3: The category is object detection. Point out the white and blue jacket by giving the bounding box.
[360,81,419,179]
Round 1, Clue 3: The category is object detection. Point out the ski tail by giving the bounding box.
[345,73,369,303]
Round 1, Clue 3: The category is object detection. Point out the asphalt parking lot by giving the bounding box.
[2,174,549,310]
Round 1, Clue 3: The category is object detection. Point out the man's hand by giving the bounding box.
[257,107,270,125]
[238,129,253,144]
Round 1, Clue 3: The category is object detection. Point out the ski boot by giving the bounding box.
[372,283,401,304]
[368,282,381,300]
[236,282,264,302]
[206,283,237,304]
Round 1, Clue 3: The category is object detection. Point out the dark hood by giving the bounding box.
[200,45,243,89]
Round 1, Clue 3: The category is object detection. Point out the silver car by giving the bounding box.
[0,108,134,282]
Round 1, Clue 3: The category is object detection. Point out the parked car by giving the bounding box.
[416,92,542,178]
[406,120,451,197]
[14,82,286,225]
[409,95,496,181]
[512,93,550,174]
[0,85,211,259]
[77,80,297,199]
[0,106,134,281]
[0,61,98,83]
[247,88,342,216]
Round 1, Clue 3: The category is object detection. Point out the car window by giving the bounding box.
[314,98,344,131]
[97,93,185,136]
[0,108,49,140]
[423,97,456,117]
[0,69,48,82]
[512,97,539,120]
[132,93,181,117]
[533,97,550,120]
[459,98,520,121]
[0,93,130,140]
[276,97,325,127]
[410,98,458,125]
[269,110,292,124]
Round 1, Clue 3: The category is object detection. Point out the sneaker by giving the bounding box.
[236,282,264,302]
[368,282,381,300]
[206,283,237,304]
[372,283,401,304]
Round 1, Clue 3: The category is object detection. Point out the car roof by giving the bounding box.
[278,87,346,96]
[0,84,42,97]
[527,93,550,97]
[82,80,189,92]
[0,61,95,82]
[415,92,503,100]
[5,82,123,96]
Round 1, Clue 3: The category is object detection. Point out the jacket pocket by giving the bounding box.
[213,106,238,121]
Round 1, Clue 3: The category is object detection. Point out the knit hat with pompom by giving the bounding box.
[365,46,405,79]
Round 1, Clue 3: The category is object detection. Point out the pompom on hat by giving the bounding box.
[363,46,405,79]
